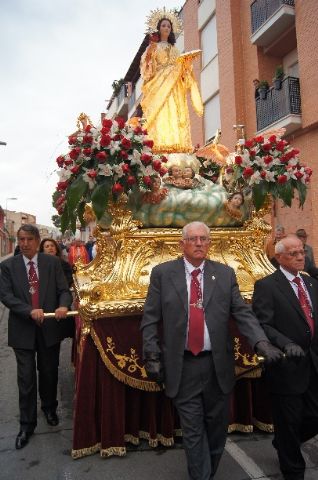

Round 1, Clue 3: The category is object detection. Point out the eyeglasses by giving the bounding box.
[284,250,305,257]
[183,236,210,244]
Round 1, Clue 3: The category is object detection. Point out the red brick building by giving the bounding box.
[106,0,318,256]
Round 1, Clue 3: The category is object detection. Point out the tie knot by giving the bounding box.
[293,277,301,286]
[28,261,34,267]
[191,269,201,278]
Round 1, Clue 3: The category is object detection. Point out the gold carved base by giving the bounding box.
[73,198,274,328]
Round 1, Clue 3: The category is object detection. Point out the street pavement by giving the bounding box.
[0,301,317,480]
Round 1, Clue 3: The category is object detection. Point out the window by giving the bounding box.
[204,94,221,142]
[201,15,217,68]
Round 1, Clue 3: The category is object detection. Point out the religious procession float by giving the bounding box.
[51,8,312,458]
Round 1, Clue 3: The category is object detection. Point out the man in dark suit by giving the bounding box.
[141,221,282,480]
[253,234,318,480]
[0,224,72,449]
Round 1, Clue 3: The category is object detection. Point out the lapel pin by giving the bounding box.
[212,275,215,280]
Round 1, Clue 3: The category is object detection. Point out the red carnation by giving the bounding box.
[143,175,152,187]
[276,141,286,152]
[102,118,113,129]
[262,143,272,152]
[56,194,65,206]
[84,124,92,133]
[56,156,64,167]
[57,181,69,191]
[254,135,264,143]
[304,167,313,176]
[133,126,143,135]
[226,167,234,174]
[121,137,132,149]
[122,163,130,174]
[143,139,154,149]
[277,174,288,184]
[153,160,162,171]
[127,175,136,185]
[83,147,92,156]
[243,167,254,178]
[71,165,80,174]
[161,155,168,163]
[268,135,277,143]
[87,169,97,179]
[249,149,256,156]
[264,155,273,165]
[83,134,93,144]
[244,139,254,148]
[141,153,152,165]
[100,135,111,147]
[101,126,111,135]
[142,129,148,135]
[294,171,303,180]
[68,135,77,145]
[64,159,73,166]
[120,150,128,160]
[96,151,108,162]
[279,154,289,164]
[260,171,266,179]
[234,155,243,165]
[112,182,124,194]
[115,116,125,129]
[159,166,168,176]
[112,134,121,142]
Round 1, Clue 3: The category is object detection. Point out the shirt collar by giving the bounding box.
[23,253,38,268]
[184,257,205,274]
[279,265,300,282]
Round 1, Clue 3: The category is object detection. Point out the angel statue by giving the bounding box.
[140,8,203,153]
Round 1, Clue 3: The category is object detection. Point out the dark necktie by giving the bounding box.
[187,269,204,355]
[28,261,39,308]
[293,277,314,336]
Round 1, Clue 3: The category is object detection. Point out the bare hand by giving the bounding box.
[55,307,68,320]
[31,309,44,325]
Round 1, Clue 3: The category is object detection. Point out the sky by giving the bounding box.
[0,0,179,226]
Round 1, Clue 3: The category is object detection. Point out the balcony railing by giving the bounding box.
[256,76,301,132]
[118,83,128,106]
[251,0,294,34]
[128,87,136,111]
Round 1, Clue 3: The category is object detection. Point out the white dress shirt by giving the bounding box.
[279,266,312,308]
[23,254,39,279]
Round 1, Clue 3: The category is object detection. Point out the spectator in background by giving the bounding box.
[265,225,286,267]
[68,238,89,267]
[85,235,95,262]
[253,78,260,99]
[296,229,316,267]
[39,238,73,288]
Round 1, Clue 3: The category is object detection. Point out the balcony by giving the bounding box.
[251,0,295,48]
[256,76,301,135]
[117,83,128,117]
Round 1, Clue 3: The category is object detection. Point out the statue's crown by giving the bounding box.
[145,7,183,35]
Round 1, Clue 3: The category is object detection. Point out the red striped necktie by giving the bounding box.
[187,269,204,355]
[293,277,314,336]
[28,261,39,308]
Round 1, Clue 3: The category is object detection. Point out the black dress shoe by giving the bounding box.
[15,430,32,449]
[43,410,59,426]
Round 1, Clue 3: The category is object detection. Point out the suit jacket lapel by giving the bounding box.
[16,255,31,302]
[203,260,217,308]
[38,254,49,308]
[302,274,318,330]
[274,270,309,326]
[170,258,188,314]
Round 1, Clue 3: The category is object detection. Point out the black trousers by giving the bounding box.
[13,327,60,433]
[173,352,230,480]
[271,365,318,480]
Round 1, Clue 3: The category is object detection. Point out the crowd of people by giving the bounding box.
[0,220,317,480]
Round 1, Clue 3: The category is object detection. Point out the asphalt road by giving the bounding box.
[0,302,317,480]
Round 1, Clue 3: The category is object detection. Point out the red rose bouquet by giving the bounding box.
[224,134,312,210]
[53,117,167,232]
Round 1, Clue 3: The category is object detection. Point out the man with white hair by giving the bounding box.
[141,221,282,480]
[253,234,318,480]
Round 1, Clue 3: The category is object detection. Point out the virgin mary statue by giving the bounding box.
[140,8,203,154]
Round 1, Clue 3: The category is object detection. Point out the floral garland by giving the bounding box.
[53,117,168,232]
[224,134,312,210]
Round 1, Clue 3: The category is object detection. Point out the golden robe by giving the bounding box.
[140,42,203,153]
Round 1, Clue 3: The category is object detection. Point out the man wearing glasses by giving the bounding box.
[253,234,318,480]
[141,221,282,480]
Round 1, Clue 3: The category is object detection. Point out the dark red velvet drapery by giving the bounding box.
[72,316,273,459]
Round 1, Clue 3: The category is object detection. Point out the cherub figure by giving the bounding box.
[142,176,168,204]
[163,165,186,188]
[183,166,203,189]
[224,192,244,221]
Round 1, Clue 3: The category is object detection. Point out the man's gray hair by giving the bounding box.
[182,222,210,239]
[275,234,300,254]
[17,224,40,240]
[275,224,285,234]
